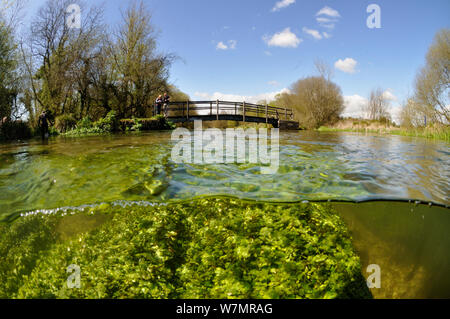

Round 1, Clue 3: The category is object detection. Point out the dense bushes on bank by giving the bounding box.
[0,121,33,141]
[0,198,372,299]
[63,112,174,136]
[0,111,175,140]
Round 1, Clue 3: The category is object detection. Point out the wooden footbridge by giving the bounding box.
[163,100,299,129]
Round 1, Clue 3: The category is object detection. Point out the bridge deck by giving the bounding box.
[162,100,299,129]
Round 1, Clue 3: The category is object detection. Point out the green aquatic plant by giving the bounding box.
[0,199,371,299]
[0,215,60,298]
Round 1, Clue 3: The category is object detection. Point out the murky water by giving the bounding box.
[0,131,449,298]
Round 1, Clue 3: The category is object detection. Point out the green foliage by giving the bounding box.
[55,114,77,133]
[64,111,118,136]
[76,117,94,130]
[119,116,175,132]
[0,199,371,299]
[0,121,33,141]
[95,111,118,132]
[0,215,60,298]
[0,23,18,121]
[131,118,143,131]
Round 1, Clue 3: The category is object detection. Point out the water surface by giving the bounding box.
[0,131,448,219]
[1,131,449,298]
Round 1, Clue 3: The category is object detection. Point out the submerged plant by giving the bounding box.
[0,198,372,299]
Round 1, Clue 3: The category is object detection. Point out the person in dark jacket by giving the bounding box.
[38,110,49,139]
[163,92,170,117]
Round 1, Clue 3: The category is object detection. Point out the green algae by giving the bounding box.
[0,198,371,299]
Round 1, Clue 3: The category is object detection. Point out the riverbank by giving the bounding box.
[63,113,175,137]
[317,119,450,142]
[0,113,176,141]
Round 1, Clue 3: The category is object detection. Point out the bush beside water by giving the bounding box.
[0,198,371,299]
[0,121,33,141]
[0,112,175,141]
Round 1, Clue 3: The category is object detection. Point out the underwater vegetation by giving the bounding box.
[0,198,371,299]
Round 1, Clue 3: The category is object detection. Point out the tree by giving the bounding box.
[109,0,175,118]
[22,0,105,122]
[400,97,426,128]
[414,28,449,124]
[273,76,344,129]
[0,20,19,122]
[365,88,391,122]
[314,59,334,82]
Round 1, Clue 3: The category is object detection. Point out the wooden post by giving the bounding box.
[187,101,189,120]
[285,108,287,120]
[265,104,268,124]
[210,102,212,116]
[235,103,237,115]
[216,100,219,121]
[243,101,246,123]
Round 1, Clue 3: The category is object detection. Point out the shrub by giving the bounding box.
[76,116,93,129]
[120,116,175,131]
[0,121,33,141]
[94,111,118,132]
[55,114,77,133]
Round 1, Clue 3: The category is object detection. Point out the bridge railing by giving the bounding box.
[162,100,295,122]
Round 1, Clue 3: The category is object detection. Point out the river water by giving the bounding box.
[0,131,449,298]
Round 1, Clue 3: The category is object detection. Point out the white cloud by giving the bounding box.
[216,42,228,50]
[272,0,295,12]
[316,7,340,29]
[194,88,290,104]
[335,58,358,74]
[216,40,237,50]
[264,28,302,48]
[323,32,331,39]
[342,95,368,118]
[302,27,323,40]
[264,51,272,56]
[320,24,336,29]
[343,93,402,124]
[383,89,397,101]
[388,104,402,124]
[316,17,333,23]
[268,81,280,87]
[316,6,341,18]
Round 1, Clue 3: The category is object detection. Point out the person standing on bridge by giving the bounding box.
[155,95,163,116]
[163,92,170,117]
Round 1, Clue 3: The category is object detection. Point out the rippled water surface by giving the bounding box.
[0,131,448,219]
[1,131,449,298]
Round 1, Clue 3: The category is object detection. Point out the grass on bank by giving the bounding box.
[317,124,450,142]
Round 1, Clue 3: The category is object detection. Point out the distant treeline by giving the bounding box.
[261,29,449,131]
[0,0,189,140]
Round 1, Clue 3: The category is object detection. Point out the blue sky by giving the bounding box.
[19,0,450,120]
